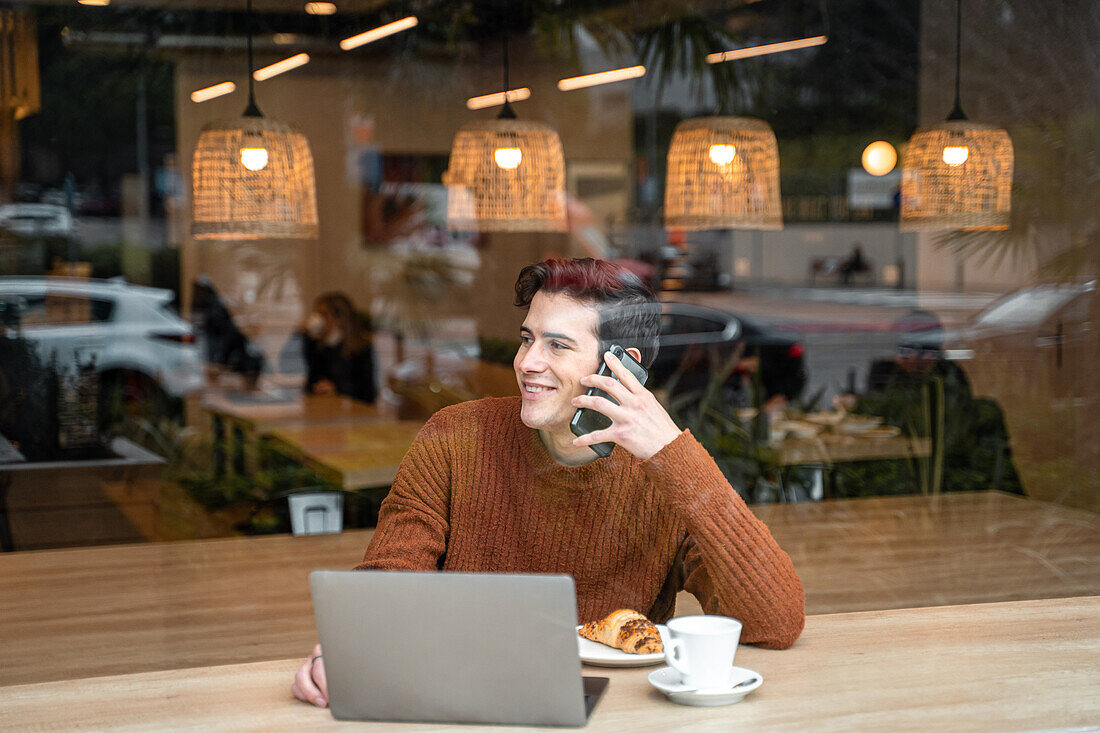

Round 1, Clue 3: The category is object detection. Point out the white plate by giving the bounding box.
[648,665,762,707]
[576,624,670,667]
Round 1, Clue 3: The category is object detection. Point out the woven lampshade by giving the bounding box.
[664,116,782,231]
[444,118,567,232]
[899,119,1013,231]
[192,115,319,240]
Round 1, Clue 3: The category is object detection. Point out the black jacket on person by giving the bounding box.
[302,334,377,403]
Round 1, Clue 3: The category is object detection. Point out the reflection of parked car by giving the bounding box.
[900,281,1096,402]
[0,277,203,399]
[0,204,74,237]
[650,303,808,402]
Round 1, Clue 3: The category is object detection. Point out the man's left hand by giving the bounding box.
[570,350,683,461]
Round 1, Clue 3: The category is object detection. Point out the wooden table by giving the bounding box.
[771,433,932,501]
[197,391,398,476]
[265,421,424,491]
[776,434,931,466]
[201,392,394,434]
[2,491,1095,688]
[2,597,1096,731]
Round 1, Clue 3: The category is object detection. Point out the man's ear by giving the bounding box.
[624,346,642,364]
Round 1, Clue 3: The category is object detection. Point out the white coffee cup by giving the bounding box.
[663,615,743,690]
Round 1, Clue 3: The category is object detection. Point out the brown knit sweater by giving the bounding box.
[356,396,805,649]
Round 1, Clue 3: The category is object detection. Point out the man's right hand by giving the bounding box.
[291,643,329,707]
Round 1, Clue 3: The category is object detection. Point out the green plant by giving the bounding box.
[660,344,782,501]
[119,417,342,535]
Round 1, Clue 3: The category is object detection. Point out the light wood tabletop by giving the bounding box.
[776,434,932,466]
[1,491,1096,689]
[2,596,1096,732]
[193,390,406,479]
[200,392,395,434]
[264,421,425,490]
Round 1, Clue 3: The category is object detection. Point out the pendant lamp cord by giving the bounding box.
[243,0,262,117]
[947,0,966,120]
[499,32,516,119]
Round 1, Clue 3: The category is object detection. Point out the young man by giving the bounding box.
[293,258,804,708]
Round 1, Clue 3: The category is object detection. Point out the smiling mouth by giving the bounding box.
[523,384,555,394]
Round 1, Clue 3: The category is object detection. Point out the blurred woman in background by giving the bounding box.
[301,292,377,403]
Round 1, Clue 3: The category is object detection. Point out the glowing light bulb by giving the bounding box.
[494,147,522,170]
[861,140,897,176]
[709,144,736,166]
[240,147,269,171]
[942,146,969,167]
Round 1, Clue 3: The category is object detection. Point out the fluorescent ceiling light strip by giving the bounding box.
[78,0,110,6]
[557,65,646,92]
[466,87,531,110]
[705,35,828,64]
[254,53,310,81]
[340,16,418,51]
[190,81,236,103]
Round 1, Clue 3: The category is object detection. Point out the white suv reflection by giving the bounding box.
[0,277,203,398]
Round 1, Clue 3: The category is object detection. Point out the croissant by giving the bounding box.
[579,609,663,654]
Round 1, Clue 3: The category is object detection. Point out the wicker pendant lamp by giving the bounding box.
[900,0,1012,231]
[664,116,783,231]
[444,36,566,232]
[192,0,318,240]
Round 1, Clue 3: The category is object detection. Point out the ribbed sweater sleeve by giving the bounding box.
[640,430,805,649]
[353,411,454,571]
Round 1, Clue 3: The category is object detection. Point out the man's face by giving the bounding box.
[514,290,602,433]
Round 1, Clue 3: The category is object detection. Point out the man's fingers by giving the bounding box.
[292,645,328,707]
[571,394,624,420]
[581,372,632,404]
[313,658,329,705]
[602,351,644,391]
[573,427,614,446]
[293,663,322,705]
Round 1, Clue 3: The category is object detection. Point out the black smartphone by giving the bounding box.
[569,344,649,458]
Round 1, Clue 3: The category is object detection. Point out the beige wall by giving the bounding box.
[720,224,917,288]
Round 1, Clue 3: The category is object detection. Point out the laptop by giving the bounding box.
[309,570,610,727]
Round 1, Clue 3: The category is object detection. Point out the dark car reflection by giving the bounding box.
[651,303,807,406]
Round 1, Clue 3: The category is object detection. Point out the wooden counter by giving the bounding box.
[2,597,1096,731]
[1,492,1096,687]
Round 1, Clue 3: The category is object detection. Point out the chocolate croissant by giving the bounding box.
[579,609,663,654]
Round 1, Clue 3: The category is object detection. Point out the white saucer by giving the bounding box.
[647,666,762,707]
[576,624,669,667]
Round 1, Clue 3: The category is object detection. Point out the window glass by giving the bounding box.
[0,1,1096,701]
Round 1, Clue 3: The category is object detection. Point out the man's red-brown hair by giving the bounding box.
[513,257,660,368]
